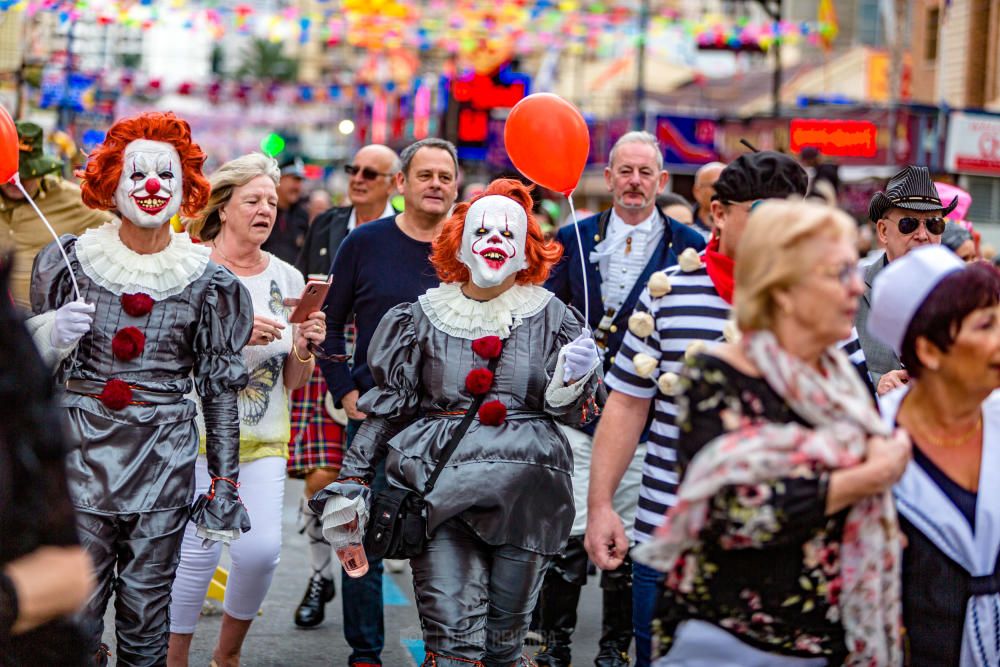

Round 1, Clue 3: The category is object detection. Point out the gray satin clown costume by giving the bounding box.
[28,227,252,666]
[316,285,606,667]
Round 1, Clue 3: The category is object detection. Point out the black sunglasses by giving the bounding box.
[344,164,392,181]
[892,215,946,236]
[306,342,350,363]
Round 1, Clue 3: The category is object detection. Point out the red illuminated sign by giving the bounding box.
[789,119,879,158]
[452,68,528,144]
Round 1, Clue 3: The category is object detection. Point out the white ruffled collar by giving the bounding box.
[75,220,211,299]
[418,282,552,340]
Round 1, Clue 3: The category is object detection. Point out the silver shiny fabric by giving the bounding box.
[30,236,253,664]
[76,507,188,666]
[340,296,606,555]
[411,520,547,667]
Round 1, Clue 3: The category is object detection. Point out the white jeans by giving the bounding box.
[169,456,286,633]
[652,620,828,667]
[561,424,646,538]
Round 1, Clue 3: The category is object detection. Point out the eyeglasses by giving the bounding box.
[889,215,946,236]
[344,164,392,181]
[816,262,863,287]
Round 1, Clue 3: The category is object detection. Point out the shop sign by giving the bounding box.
[789,119,879,158]
[946,112,1000,176]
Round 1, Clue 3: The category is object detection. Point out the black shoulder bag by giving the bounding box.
[363,353,501,560]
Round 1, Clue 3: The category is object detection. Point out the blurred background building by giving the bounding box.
[0,0,998,236]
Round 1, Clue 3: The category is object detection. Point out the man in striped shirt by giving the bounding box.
[584,151,873,666]
[537,131,705,667]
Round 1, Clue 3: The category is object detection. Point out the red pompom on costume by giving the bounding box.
[121,293,155,317]
[478,400,507,426]
[465,368,495,396]
[112,326,146,361]
[471,336,503,360]
[100,379,133,410]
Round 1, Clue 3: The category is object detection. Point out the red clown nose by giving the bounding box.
[145,178,160,194]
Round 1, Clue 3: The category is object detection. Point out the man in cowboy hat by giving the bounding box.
[855,165,958,394]
[0,121,111,308]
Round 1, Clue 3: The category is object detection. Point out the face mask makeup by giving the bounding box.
[459,195,529,288]
[113,139,183,229]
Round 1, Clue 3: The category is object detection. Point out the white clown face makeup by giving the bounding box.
[459,195,529,288]
[113,139,184,228]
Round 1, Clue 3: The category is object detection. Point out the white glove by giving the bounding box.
[562,332,599,383]
[50,300,96,349]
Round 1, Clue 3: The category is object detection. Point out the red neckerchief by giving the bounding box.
[704,236,735,304]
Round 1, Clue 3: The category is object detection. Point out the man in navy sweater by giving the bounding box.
[317,137,459,667]
[539,131,706,667]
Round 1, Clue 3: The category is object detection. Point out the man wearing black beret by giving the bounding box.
[584,150,874,667]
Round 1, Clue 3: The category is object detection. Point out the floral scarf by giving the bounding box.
[633,330,903,666]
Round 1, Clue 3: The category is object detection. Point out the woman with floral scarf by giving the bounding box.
[635,201,910,666]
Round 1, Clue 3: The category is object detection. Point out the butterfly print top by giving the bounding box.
[193,254,304,462]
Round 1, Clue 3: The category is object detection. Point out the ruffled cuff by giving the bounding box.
[546,347,600,408]
[189,479,251,546]
[318,486,371,548]
[309,479,370,515]
[24,310,77,369]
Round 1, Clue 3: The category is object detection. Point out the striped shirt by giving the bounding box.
[606,261,871,544]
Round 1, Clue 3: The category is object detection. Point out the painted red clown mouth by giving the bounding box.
[478,247,509,270]
[132,195,170,214]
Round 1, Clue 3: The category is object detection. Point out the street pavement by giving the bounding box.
[104,478,619,666]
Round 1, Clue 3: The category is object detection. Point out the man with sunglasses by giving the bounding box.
[290,144,400,633]
[297,145,400,278]
[856,166,958,394]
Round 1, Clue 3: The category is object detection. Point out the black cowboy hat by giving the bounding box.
[868,166,959,222]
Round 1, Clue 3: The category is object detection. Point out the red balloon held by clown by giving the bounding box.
[0,104,19,184]
[503,93,589,197]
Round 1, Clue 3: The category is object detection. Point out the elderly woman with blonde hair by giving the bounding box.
[167,153,327,667]
[636,201,911,666]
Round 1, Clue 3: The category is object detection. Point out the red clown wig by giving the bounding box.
[431,179,563,285]
[80,112,210,217]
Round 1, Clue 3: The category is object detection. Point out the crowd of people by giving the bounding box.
[1,110,999,667]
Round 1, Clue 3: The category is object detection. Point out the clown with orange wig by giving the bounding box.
[25,112,253,666]
[311,179,606,667]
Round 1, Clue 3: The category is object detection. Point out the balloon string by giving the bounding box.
[14,179,82,302]
[565,192,589,328]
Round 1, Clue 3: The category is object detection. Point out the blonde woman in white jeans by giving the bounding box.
[166,153,326,667]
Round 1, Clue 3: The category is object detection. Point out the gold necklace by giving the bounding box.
[212,243,266,270]
[909,412,983,449]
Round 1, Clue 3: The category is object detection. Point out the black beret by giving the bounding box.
[713,151,809,204]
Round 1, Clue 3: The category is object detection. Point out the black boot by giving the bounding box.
[533,537,588,667]
[594,561,633,667]
[294,572,336,628]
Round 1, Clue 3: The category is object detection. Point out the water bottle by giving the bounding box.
[335,516,369,578]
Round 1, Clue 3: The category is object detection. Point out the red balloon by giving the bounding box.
[0,104,17,184]
[504,93,589,196]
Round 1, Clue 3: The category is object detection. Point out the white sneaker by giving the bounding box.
[384,558,407,573]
